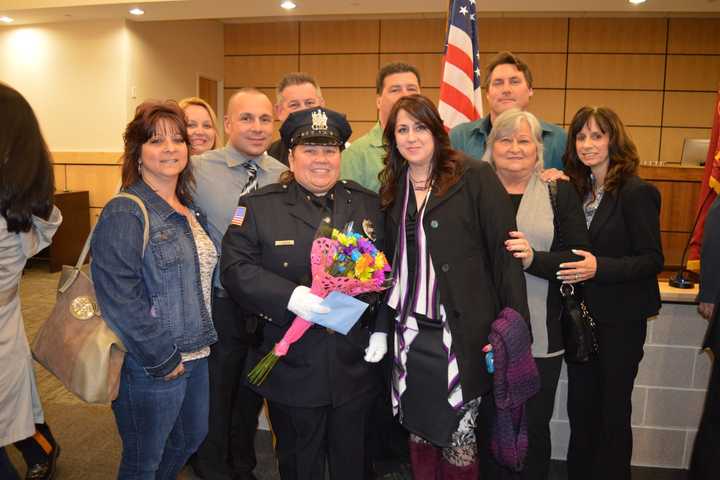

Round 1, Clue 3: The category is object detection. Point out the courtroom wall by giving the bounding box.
[224,17,720,161]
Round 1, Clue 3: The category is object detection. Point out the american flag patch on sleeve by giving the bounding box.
[231,206,247,226]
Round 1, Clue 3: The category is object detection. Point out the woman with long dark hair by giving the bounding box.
[91,100,217,479]
[0,83,62,479]
[559,106,663,479]
[379,94,529,479]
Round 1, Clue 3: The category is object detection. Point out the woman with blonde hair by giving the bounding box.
[179,96,219,155]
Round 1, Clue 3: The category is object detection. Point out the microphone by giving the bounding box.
[669,187,714,289]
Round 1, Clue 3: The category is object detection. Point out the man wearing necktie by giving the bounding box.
[190,88,286,480]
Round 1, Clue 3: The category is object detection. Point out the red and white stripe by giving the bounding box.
[438,24,483,130]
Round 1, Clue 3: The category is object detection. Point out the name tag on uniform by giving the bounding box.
[275,240,295,246]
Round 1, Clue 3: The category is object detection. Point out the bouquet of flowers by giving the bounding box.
[248,222,391,386]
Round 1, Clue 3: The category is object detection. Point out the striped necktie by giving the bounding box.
[240,161,258,197]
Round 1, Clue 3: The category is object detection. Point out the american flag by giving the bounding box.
[438,0,483,131]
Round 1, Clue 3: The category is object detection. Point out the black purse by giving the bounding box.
[548,181,599,363]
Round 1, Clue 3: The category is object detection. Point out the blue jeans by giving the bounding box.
[112,354,209,480]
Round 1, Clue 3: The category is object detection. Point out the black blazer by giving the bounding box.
[383,162,529,399]
[220,180,384,408]
[581,176,663,325]
[700,196,720,355]
[525,180,592,354]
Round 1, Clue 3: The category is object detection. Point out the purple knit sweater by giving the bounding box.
[488,307,541,472]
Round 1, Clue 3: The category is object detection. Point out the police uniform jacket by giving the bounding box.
[382,161,530,400]
[220,179,386,408]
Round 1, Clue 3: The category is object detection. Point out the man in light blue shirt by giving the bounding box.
[191,88,285,480]
[450,51,566,170]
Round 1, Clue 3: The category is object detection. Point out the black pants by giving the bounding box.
[0,448,19,480]
[268,393,373,480]
[477,355,562,479]
[688,351,720,480]
[566,318,647,480]
[192,295,264,480]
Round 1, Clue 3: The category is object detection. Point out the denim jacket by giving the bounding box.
[91,180,217,377]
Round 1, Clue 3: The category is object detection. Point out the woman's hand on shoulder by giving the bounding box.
[557,249,597,283]
[540,168,569,183]
[505,231,534,269]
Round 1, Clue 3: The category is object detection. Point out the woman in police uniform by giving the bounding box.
[220,108,389,480]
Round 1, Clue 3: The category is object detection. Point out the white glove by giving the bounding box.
[364,332,388,363]
[287,286,330,320]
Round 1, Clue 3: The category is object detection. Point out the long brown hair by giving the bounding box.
[564,106,639,201]
[121,100,195,204]
[378,94,464,209]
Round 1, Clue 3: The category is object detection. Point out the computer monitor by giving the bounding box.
[681,138,710,166]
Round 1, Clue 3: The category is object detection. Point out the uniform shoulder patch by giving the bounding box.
[231,206,247,226]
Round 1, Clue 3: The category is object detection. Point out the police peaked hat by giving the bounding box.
[280,107,352,149]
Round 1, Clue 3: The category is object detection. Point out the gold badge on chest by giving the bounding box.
[362,219,376,241]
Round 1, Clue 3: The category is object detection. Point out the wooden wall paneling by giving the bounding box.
[53,164,67,191]
[65,165,121,209]
[564,90,663,126]
[665,55,720,92]
[90,207,103,229]
[52,152,122,165]
[224,88,277,112]
[627,126,661,165]
[659,127,712,164]
[422,87,440,107]
[380,18,446,53]
[349,121,378,142]
[379,53,443,88]
[668,18,720,54]
[478,53,567,89]
[198,76,218,116]
[661,231,690,267]
[566,54,665,90]
[224,22,299,55]
[663,92,717,128]
[300,54,377,87]
[477,18,568,53]
[526,89,566,125]
[300,20,379,54]
[225,55,299,88]
[568,18,667,53]
[321,88,378,121]
[652,180,701,231]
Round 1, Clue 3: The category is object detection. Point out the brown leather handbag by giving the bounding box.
[31,193,149,404]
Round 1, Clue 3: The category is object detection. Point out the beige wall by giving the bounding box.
[0,19,128,151]
[126,19,224,117]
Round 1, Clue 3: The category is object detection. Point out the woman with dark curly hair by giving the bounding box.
[91,100,217,479]
[378,94,529,479]
[558,106,663,480]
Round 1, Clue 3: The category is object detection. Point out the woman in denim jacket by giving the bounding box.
[91,101,217,479]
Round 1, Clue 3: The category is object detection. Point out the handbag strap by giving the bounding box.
[547,180,563,249]
[58,192,150,294]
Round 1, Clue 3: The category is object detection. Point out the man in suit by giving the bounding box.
[689,195,720,480]
[450,51,566,170]
[190,89,286,480]
[267,73,325,166]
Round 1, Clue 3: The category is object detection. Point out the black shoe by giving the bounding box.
[25,444,60,480]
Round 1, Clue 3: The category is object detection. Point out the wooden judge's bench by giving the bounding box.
[639,164,705,269]
[35,190,91,272]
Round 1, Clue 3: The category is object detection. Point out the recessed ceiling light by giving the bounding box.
[629,0,646,4]
[0,16,14,23]
[281,1,297,10]
[129,8,145,16]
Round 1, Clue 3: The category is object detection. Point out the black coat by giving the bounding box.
[700,196,720,355]
[525,180,592,354]
[582,176,664,324]
[383,162,529,399]
[220,180,385,408]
